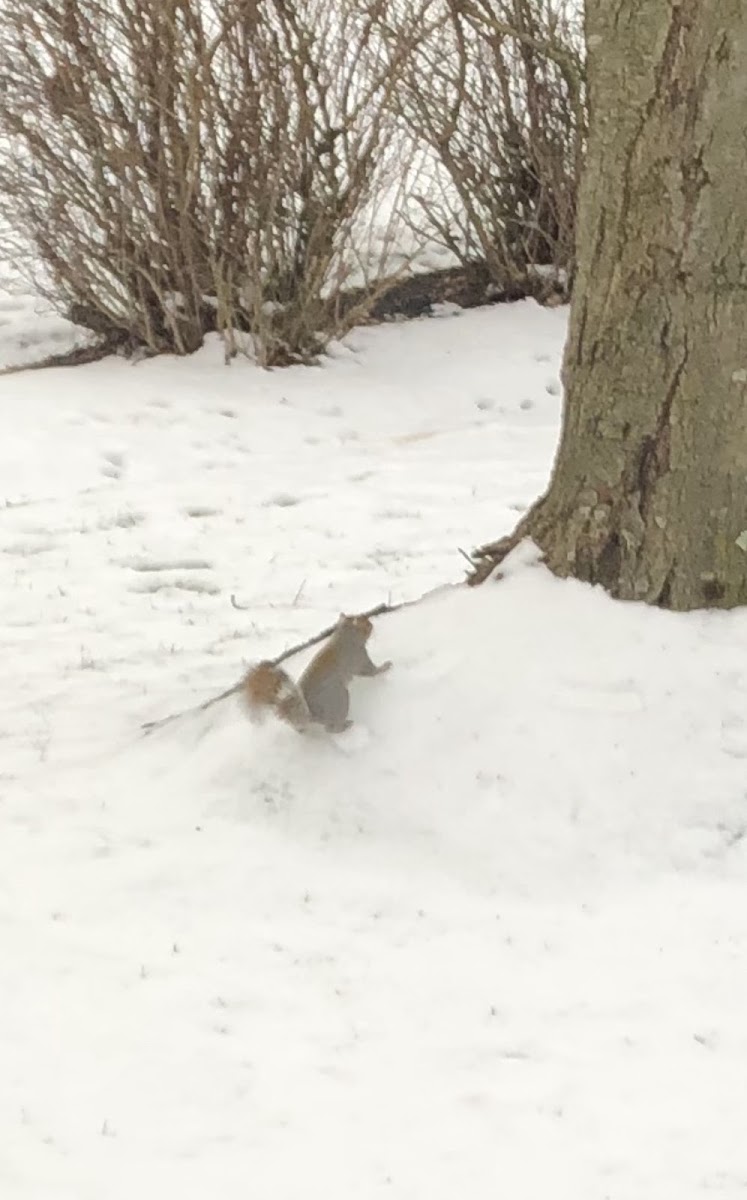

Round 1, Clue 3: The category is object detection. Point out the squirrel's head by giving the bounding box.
[337,612,373,639]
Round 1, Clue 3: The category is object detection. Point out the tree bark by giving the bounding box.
[472,1,747,610]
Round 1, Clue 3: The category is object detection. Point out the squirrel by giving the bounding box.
[241,613,391,734]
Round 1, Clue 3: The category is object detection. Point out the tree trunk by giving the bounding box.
[472,1,747,610]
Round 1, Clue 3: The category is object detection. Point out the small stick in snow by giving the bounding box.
[457,546,479,569]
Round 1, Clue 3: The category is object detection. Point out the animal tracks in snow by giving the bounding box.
[720,711,747,759]
[551,674,647,715]
[131,577,221,596]
[100,450,127,479]
[121,556,220,596]
[121,557,214,573]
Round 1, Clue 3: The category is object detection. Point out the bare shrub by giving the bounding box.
[380,0,585,298]
[0,0,411,365]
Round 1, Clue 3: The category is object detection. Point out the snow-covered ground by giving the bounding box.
[1,296,746,1200]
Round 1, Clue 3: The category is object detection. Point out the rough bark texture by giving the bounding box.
[472,1,747,609]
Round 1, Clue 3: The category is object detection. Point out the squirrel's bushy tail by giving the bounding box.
[242,661,311,731]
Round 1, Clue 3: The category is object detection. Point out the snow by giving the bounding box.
[1,295,746,1199]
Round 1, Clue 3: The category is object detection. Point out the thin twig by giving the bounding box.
[457,546,478,568]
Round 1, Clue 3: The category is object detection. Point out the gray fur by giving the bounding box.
[298,615,391,732]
